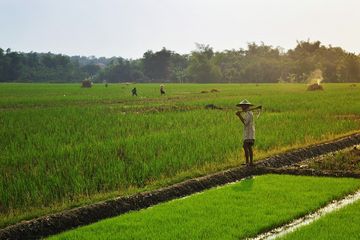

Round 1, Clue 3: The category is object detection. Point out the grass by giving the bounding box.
[280,198,360,240]
[308,146,360,172]
[1,83,360,227]
[48,174,360,240]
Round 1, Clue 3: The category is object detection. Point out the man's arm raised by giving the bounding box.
[236,111,245,125]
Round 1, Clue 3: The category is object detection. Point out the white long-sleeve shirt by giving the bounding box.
[243,111,255,140]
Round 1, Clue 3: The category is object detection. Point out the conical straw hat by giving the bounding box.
[236,99,254,107]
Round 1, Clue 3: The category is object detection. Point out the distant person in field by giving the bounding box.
[131,87,137,96]
[236,99,256,166]
[160,84,165,95]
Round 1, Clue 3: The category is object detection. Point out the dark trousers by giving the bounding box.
[243,139,255,165]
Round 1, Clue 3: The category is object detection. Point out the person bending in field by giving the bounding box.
[131,87,137,96]
[236,99,256,166]
[160,84,165,95]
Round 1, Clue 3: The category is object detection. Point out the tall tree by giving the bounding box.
[142,48,172,81]
[187,44,222,83]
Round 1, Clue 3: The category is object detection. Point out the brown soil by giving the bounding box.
[210,89,220,93]
[201,89,220,93]
[307,83,323,91]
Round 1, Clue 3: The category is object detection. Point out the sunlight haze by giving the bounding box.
[1,0,359,58]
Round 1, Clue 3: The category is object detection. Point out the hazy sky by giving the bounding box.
[1,0,359,59]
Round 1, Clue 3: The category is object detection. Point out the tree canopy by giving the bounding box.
[1,40,359,83]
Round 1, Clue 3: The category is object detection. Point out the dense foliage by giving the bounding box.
[1,40,360,83]
[0,49,85,83]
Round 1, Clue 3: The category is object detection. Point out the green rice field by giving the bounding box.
[48,174,360,240]
[1,83,360,227]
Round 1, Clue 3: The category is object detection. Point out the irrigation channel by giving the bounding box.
[249,189,360,240]
[1,133,360,240]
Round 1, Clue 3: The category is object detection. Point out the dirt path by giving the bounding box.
[1,133,359,240]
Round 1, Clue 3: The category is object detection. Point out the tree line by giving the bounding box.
[1,40,360,83]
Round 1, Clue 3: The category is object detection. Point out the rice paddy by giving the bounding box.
[280,196,360,240]
[47,174,360,240]
[1,83,360,227]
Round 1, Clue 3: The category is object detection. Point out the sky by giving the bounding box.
[1,0,359,59]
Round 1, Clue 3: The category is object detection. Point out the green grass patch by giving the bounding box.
[280,198,360,240]
[308,146,360,172]
[48,175,360,240]
[1,83,360,226]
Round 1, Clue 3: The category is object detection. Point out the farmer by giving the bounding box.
[131,87,137,96]
[160,84,165,95]
[236,99,256,166]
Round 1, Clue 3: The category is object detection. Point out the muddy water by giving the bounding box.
[249,190,360,240]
